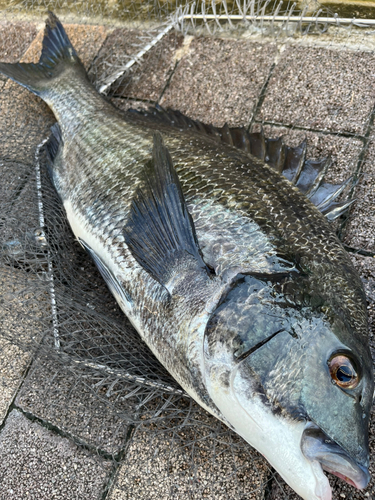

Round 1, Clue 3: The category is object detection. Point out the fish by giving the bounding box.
[0,12,373,500]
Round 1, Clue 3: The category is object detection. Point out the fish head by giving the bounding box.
[203,273,373,500]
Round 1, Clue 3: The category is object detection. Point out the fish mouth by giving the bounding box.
[301,422,370,491]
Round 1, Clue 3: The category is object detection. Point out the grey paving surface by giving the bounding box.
[0,14,374,500]
[258,45,375,135]
[0,166,40,244]
[0,160,32,207]
[261,124,363,183]
[160,37,278,127]
[109,408,269,500]
[92,28,184,100]
[0,82,53,161]
[0,338,29,425]
[0,21,37,84]
[0,267,48,424]
[0,410,111,499]
[16,357,131,455]
[344,136,375,252]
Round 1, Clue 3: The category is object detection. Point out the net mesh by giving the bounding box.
[0,1,374,499]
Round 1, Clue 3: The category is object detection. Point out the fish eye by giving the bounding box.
[328,354,359,389]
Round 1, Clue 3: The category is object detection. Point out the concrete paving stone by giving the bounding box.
[91,28,183,100]
[0,21,38,62]
[109,403,269,500]
[261,124,363,184]
[344,137,375,252]
[0,164,40,248]
[0,21,38,84]
[0,82,54,162]
[0,410,111,500]
[0,266,49,424]
[258,45,375,136]
[16,356,132,455]
[161,37,277,127]
[0,337,29,425]
[0,159,33,207]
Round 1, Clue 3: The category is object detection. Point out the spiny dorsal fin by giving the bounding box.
[128,106,353,220]
[123,132,210,290]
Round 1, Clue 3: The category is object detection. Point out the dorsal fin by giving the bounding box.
[123,132,210,292]
[128,106,353,221]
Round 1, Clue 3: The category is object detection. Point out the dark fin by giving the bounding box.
[0,11,83,96]
[46,123,63,164]
[295,158,330,195]
[321,199,355,221]
[309,177,352,210]
[265,137,285,173]
[79,239,132,305]
[282,140,307,183]
[123,132,209,288]
[44,123,63,187]
[249,129,266,160]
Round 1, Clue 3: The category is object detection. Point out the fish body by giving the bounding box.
[0,13,373,500]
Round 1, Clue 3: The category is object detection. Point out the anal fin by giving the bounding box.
[79,239,132,309]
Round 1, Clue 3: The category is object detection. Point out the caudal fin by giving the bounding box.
[0,11,84,96]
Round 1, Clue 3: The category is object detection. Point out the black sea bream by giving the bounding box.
[0,12,373,500]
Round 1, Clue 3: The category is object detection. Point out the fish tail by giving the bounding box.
[0,11,84,97]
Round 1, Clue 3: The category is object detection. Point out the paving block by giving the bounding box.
[0,162,40,245]
[0,267,49,424]
[0,21,38,84]
[16,356,132,456]
[109,405,269,500]
[258,45,375,135]
[161,37,277,127]
[0,338,29,425]
[344,137,375,252]
[0,159,33,207]
[0,410,111,500]
[261,124,363,184]
[0,82,54,162]
[91,28,183,100]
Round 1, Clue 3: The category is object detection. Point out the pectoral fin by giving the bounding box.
[123,132,211,292]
